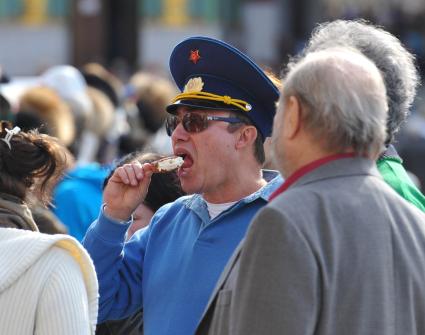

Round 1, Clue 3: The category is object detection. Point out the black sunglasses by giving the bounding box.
[165,112,243,136]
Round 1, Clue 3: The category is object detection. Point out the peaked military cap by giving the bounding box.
[166,36,279,138]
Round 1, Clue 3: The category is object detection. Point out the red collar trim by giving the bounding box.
[269,153,356,201]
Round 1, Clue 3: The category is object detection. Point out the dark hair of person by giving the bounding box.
[104,151,185,211]
[0,121,68,206]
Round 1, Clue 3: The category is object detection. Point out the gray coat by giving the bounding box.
[196,157,425,335]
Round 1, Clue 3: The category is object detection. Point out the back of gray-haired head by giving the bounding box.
[283,47,388,157]
[302,19,419,145]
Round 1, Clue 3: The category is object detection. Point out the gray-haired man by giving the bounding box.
[196,47,425,335]
[304,19,425,211]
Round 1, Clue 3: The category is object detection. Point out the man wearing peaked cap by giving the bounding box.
[166,36,279,139]
[83,36,283,335]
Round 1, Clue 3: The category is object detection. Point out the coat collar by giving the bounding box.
[0,193,38,232]
[286,156,380,192]
[269,153,356,200]
[378,144,402,163]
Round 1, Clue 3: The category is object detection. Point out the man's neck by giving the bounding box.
[203,169,266,204]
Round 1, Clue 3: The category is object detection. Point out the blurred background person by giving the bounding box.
[302,19,425,211]
[123,71,178,156]
[52,160,110,241]
[84,81,115,162]
[16,85,76,149]
[262,68,283,170]
[81,62,125,163]
[397,92,425,191]
[40,64,93,161]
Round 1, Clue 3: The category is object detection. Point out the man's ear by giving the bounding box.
[284,95,302,139]
[235,125,257,150]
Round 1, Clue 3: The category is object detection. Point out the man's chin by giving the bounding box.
[180,180,199,196]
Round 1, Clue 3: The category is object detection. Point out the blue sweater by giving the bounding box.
[83,171,282,335]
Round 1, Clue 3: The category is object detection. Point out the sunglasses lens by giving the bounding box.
[166,113,209,135]
[165,116,177,136]
[183,113,207,133]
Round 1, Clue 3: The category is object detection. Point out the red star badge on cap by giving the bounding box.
[189,50,201,64]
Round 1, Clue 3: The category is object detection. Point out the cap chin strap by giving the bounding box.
[172,91,252,112]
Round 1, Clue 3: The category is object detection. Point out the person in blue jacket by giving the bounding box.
[83,36,282,335]
[53,163,109,241]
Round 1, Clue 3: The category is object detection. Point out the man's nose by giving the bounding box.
[171,120,190,142]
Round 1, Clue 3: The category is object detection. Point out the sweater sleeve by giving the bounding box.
[82,209,150,322]
[35,248,95,335]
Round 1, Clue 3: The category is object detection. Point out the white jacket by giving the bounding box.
[0,228,98,334]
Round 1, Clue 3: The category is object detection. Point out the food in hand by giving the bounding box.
[151,156,184,173]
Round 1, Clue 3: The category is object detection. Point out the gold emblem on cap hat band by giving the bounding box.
[184,77,204,93]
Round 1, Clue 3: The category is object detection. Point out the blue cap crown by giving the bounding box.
[167,36,279,138]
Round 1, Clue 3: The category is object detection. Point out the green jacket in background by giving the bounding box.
[377,145,425,212]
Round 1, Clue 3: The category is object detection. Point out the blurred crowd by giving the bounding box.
[0,17,424,237]
[1,14,425,334]
[0,62,181,239]
[2,2,425,330]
